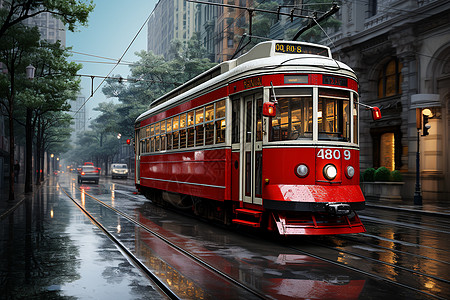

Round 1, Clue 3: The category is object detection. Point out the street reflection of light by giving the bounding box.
[424,280,436,289]
[50,209,54,218]
[337,252,348,264]
[81,189,86,207]
[139,241,206,298]
[117,224,121,233]
[111,184,115,206]
[378,228,398,280]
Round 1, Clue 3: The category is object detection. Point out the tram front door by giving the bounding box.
[243,95,263,205]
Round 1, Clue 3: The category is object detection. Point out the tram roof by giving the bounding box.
[136,41,356,123]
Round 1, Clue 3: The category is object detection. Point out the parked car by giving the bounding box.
[78,165,99,184]
[111,163,128,179]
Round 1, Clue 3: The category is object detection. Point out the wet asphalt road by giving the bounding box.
[1,173,449,299]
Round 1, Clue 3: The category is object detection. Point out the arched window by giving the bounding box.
[378,58,402,98]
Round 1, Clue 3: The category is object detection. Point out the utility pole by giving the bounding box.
[414,108,432,205]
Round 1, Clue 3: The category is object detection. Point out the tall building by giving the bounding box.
[71,95,87,139]
[147,0,196,59]
[194,1,218,62]
[214,0,253,62]
[22,12,66,45]
[326,0,450,201]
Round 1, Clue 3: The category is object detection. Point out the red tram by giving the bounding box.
[134,40,371,235]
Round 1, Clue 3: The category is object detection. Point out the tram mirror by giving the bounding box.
[371,107,382,121]
[263,102,276,117]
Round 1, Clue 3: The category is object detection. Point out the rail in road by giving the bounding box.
[283,207,450,299]
[59,175,449,299]
[59,181,268,300]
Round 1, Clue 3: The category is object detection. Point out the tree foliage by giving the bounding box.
[0,0,93,196]
[0,0,94,39]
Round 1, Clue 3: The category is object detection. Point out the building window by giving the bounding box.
[378,57,402,98]
[368,0,377,17]
[371,126,402,170]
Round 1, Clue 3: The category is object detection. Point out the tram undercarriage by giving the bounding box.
[139,186,365,236]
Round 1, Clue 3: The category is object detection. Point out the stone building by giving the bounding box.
[331,0,450,201]
[147,0,196,59]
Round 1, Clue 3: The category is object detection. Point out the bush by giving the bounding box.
[362,168,375,182]
[391,170,403,182]
[374,167,391,181]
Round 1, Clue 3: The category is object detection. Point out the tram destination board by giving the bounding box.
[323,75,348,87]
[275,42,329,57]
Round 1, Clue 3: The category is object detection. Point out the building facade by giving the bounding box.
[22,11,66,45]
[145,0,449,201]
[147,0,196,59]
[330,0,450,201]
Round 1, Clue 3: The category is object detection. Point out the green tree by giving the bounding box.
[15,40,81,189]
[0,0,93,199]
[0,0,94,39]
[0,24,39,199]
[100,33,216,148]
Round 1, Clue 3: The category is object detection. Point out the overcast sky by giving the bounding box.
[66,0,158,121]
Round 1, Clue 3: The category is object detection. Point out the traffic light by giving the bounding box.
[126,138,131,145]
[371,107,382,121]
[422,109,431,136]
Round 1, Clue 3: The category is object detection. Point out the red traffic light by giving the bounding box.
[263,102,276,117]
[126,139,131,145]
[371,107,382,121]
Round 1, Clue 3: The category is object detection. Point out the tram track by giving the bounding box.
[285,242,446,300]
[61,177,449,299]
[282,214,450,300]
[113,184,450,299]
[59,183,271,300]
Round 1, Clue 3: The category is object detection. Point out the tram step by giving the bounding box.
[234,208,263,216]
[232,219,261,228]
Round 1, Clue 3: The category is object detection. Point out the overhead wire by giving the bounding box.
[73,12,153,116]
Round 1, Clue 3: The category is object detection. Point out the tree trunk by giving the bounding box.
[8,99,15,201]
[35,117,41,185]
[25,108,33,193]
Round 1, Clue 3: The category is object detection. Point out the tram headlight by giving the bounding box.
[323,164,337,180]
[295,164,309,178]
[346,166,355,179]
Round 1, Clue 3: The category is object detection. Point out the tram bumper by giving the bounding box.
[263,184,366,235]
[263,184,365,212]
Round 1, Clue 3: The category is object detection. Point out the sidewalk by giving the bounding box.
[0,179,26,221]
[0,175,165,299]
[365,196,450,217]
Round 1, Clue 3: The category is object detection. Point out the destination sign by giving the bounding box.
[275,43,329,57]
[323,75,348,87]
[243,77,263,89]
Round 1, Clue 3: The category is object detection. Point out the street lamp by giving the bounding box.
[26,64,35,80]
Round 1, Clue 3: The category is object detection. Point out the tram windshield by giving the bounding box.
[318,89,350,142]
[270,92,313,141]
[269,88,355,143]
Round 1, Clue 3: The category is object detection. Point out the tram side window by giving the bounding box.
[270,95,313,141]
[215,100,226,144]
[318,89,350,142]
[256,98,263,142]
[205,104,214,145]
[195,107,204,147]
[180,113,187,148]
[187,110,195,148]
[173,116,179,149]
[166,118,172,150]
[353,94,358,144]
[232,99,240,144]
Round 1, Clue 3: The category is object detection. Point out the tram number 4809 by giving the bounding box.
[317,149,351,160]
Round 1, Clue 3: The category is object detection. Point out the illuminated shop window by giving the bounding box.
[378,58,402,98]
[380,132,395,171]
